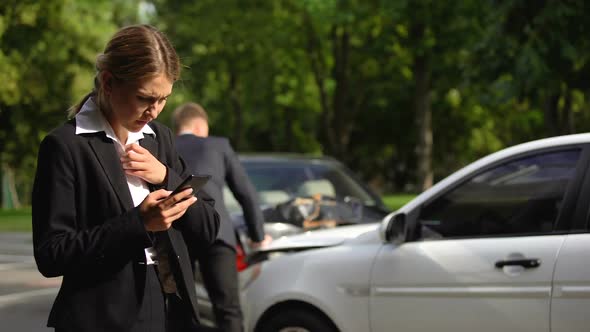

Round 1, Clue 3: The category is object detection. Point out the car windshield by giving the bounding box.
[224,158,378,213]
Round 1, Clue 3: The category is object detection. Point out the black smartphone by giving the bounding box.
[170,174,211,197]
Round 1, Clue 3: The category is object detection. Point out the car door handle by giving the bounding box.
[495,258,541,269]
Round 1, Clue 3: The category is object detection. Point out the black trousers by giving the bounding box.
[197,241,243,332]
[54,265,166,332]
[131,265,167,332]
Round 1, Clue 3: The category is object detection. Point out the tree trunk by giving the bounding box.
[331,25,351,159]
[544,92,560,136]
[562,88,574,134]
[413,54,433,191]
[411,21,433,191]
[284,106,294,151]
[0,104,10,169]
[303,11,334,154]
[229,69,243,150]
[2,165,21,209]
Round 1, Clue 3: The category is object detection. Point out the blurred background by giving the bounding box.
[1,0,590,211]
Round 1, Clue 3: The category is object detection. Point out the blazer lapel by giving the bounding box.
[87,133,134,209]
[140,133,161,191]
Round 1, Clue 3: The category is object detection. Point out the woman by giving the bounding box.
[32,24,219,332]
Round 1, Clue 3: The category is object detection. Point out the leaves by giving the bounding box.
[2,0,590,205]
[0,0,140,204]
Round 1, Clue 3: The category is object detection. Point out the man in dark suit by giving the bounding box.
[173,102,270,332]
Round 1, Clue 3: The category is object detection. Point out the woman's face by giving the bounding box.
[105,73,173,139]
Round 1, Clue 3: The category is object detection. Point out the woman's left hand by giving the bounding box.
[121,143,167,184]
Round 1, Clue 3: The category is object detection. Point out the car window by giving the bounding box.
[224,159,379,214]
[418,149,581,239]
[244,161,377,206]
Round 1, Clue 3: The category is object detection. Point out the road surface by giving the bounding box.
[0,232,58,332]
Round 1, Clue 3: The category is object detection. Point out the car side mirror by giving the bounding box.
[381,212,406,245]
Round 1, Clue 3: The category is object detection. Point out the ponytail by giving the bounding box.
[67,76,100,118]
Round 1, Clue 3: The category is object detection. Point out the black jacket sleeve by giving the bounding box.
[223,139,265,242]
[32,134,152,278]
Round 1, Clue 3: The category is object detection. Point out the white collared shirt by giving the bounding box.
[75,97,155,207]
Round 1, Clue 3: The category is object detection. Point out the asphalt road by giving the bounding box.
[0,232,59,332]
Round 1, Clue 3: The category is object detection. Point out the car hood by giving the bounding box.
[259,223,380,252]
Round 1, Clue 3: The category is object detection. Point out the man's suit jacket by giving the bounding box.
[175,134,264,247]
[32,120,220,332]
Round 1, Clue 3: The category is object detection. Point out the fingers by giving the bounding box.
[148,188,194,208]
[121,144,148,168]
[163,188,196,208]
[150,189,172,200]
[121,144,166,184]
[141,190,198,232]
[121,154,147,171]
[163,195,197,220]
[156,195,197,227]
[124,143,146,154]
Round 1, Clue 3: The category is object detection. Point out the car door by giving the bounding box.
[369,147,588,332]
[550,160,590,331]
[551,234,590,331]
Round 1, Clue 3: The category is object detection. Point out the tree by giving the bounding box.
[0,0,140,206]
[154,0,495,193]
[380,0,491,190]
[475,0,590,140]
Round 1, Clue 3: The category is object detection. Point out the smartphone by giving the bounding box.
[170,174,211,197]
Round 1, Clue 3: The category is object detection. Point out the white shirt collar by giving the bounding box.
[75,97,155,145]
[75,97,153,209]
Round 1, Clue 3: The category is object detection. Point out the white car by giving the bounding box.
[239,133,590,332]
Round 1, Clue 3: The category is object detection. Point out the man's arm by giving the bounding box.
[222,139,265,242]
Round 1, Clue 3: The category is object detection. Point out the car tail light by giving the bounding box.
[236,243,249,272]
[235,242,262,290]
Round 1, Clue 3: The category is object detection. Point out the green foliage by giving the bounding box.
[474,0,590,138]
[0,0,141,205]
[2,0,590,207]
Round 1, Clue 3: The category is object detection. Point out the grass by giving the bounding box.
[0,193,418,232]
[382,193,417,211]
[0,208,33,232]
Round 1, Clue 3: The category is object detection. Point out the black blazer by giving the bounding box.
[32,119,219,332]
[175,135,264,247]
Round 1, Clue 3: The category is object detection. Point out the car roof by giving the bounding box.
[398,133,590,213]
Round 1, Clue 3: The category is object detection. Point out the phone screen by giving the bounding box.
[170,174,211,196]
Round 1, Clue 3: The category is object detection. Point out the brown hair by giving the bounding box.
[172,102,209,133]
[68,24,180,117]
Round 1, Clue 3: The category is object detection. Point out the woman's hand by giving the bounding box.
[121,143,167,184]
[139,188,197,231]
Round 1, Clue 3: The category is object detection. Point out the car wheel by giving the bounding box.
[258,308,338,332]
